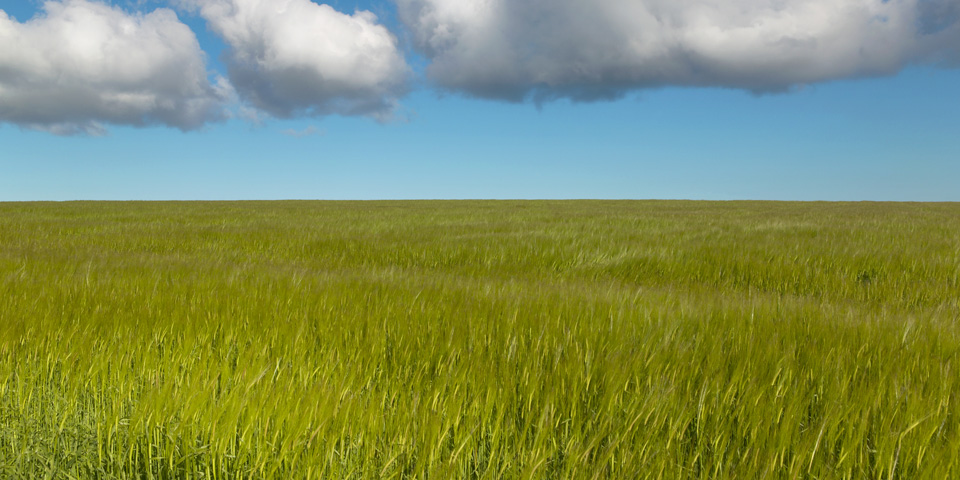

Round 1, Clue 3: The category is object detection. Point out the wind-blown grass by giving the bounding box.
[0,200,958,478]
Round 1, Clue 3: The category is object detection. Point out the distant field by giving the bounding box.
[1,201,958,478]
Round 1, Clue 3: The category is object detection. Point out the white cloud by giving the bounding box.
[0,0,228,135]
[182,0,410,120]
[396,0,960,102]
[281,125,325,137]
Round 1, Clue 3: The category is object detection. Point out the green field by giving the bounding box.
[1,201,958,478]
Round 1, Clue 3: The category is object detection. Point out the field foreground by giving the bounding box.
[1,200,959,478]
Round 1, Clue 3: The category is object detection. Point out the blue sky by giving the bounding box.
[1,0,958,201]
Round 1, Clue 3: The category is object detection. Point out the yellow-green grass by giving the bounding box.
[1,200,958,479]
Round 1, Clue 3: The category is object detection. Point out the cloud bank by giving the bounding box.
[3,0,959,135]
[396,0,960,102]
[182,0,410,120]
[0,0,227,135]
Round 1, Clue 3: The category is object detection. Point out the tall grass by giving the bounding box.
[0,200,958,478]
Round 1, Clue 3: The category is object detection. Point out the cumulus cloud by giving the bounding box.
[0,0,228,135]
[181,0,410,121]
[396,0,960,102]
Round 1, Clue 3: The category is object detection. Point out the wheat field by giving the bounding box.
[1,201,958,478]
